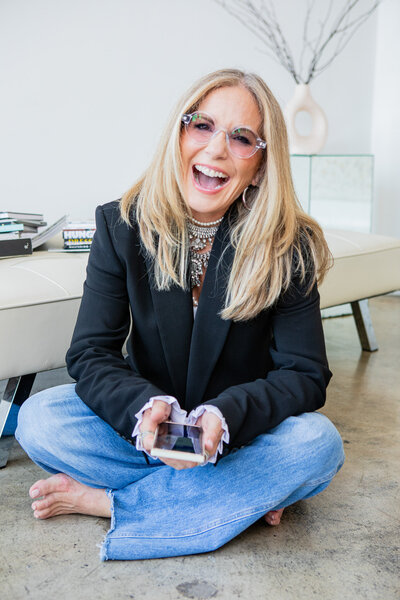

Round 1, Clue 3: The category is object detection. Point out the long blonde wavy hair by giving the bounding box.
[120,68,332,321]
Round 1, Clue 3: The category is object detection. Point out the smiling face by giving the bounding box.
[180,85,264,222]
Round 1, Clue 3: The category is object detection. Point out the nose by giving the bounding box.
[205,129,229,158]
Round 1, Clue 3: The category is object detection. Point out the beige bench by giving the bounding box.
[1,229,400,466]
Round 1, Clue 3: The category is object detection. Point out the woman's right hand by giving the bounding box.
[139,400,171,454]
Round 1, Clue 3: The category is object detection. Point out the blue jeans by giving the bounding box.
[15,384,345,561]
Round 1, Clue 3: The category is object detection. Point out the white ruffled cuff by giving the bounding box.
[132,395,187,454]
[187,405,230,465]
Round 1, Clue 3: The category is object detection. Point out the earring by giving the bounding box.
[242,186,251,210]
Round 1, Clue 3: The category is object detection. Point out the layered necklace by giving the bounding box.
[187,215,223,305]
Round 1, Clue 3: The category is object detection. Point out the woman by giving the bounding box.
[16,68,344,561]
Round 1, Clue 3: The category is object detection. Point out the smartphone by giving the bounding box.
[150,421,206,463]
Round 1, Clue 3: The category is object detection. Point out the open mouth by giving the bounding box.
[192,164,230,192]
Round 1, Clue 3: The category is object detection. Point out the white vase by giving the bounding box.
[284,84,328,154]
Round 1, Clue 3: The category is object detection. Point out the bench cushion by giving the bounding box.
[320,230,400,308]
[0,252,88,380]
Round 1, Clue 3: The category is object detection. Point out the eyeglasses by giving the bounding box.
[181,111,267,159]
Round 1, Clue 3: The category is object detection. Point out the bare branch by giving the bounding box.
[309,6,379,81]
[299,0,316,81]
[214,0,382,84]
[305,0,380,83]
[313,0,334,54]
[264,1,298,80]
[214,0,301,82]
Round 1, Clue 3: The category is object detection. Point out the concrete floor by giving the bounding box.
[1,296,399,600]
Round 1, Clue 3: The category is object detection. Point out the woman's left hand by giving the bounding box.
[196,411,224,461]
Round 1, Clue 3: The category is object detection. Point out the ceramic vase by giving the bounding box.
[284,84,328,154]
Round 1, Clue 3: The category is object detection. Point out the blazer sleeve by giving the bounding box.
[203,271,332,449]
[66,204,168,439]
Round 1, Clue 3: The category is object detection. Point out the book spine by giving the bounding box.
[0,238,33,257]
[0,223,24,233]
[64,242,93,249]
[0,232,20,240]
[63,229,95,240]
[0,212,44,220]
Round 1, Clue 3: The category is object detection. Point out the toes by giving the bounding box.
[264,514,278,525]
[264,509,284,526]
[29,479,45,499]
[32,496,50,511]
[33,502,70,519]
[32,492,75,513]
[29,474,71,499]
[34,508,51,519]
[34,507,60,519]
[33,502,58,519]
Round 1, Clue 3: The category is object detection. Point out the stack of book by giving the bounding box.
[62,222,96,251]
[0,211,68,258]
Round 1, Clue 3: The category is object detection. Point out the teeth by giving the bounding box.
[194,164,228,179]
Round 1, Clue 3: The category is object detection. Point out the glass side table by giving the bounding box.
[290,154,374,232]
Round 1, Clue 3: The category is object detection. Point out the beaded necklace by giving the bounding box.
[187,215,223,306]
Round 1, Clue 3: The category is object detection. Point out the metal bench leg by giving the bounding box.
[350,300,378,352]
[0,374,36,468]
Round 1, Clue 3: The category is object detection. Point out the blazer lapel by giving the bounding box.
[147,259,193,403]
[185,213,234,411]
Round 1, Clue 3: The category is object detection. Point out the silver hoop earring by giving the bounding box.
[242,186,251,210]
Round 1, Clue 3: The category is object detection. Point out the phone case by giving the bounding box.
[150,447,205,463]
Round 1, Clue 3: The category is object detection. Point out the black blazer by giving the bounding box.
[66,200,332,451]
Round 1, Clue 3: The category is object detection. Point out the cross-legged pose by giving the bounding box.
[16,68,344,561]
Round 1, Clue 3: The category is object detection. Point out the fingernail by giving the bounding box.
[31,489,39,498]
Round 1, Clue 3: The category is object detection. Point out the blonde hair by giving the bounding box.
[120,68,332,321]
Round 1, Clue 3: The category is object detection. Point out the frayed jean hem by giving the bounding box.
[99,489,115,562]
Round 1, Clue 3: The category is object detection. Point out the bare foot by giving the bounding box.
[264,508,284,526]
[29,473,111,520]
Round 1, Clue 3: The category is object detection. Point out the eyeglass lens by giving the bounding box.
[186,113,259,158]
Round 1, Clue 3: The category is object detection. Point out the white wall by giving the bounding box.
[0,0,378,224]
[372,0,400,237]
